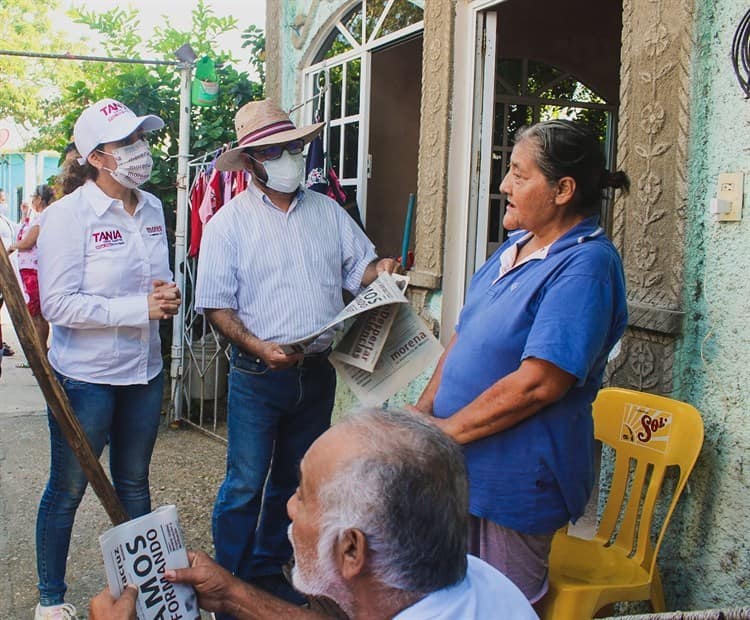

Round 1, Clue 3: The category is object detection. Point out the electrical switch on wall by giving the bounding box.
[711,172,744,222]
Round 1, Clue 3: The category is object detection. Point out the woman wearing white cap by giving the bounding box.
[33,98,181,620]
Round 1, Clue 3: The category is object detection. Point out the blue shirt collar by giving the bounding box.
[247,181,306,213]
[507,216,605,256]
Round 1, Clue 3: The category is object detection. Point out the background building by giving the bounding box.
[0,118,60,221]
[266,0,749,611]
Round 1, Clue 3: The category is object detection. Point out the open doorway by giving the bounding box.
[367,35,422,258]
[301,2,425,258]
[469,0,623,275]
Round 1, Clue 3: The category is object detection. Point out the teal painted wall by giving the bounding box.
[662,0,750,609]
[276,0,750,611]
[0,152,61,221]
[0,153,26,220]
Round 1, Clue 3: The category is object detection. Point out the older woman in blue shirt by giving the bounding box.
[414,120,629,604]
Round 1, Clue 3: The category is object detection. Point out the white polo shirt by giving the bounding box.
[394,555,538,620]
[37,181,172,385]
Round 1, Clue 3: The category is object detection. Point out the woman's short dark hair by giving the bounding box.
[515,119,630,216]
[34,184,55,206]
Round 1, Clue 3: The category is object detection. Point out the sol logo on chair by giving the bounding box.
[620,403,672,453]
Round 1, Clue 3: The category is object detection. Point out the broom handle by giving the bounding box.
[0,242,129,525]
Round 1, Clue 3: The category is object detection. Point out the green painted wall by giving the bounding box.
[664,0,750,609]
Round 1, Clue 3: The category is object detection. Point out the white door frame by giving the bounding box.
[301,18,424,226]
[441,1,507,341]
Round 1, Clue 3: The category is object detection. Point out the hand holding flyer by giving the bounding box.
[99,505,200,620]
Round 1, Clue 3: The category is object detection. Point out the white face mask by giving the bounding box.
[258,151,305,193]
[101,140,154,189]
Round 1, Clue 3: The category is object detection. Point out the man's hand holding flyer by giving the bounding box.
[282,272,443,405]
[99,505,200,620]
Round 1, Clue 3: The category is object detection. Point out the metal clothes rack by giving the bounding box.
[169,148,233,442]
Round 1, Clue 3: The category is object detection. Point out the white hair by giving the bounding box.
[315,408,468,594]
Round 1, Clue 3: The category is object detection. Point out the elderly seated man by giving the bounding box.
[90,409,537,619]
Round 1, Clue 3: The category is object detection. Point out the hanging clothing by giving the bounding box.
[304,126,365,231]
[188,155,250,257]
[199,166,224,225]
[305,130,328,194]
[189,173,207,258]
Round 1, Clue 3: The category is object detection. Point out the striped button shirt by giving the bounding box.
[195,183,377,352]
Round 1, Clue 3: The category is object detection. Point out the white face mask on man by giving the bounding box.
[99,140,154,189]
[255,151,305,193]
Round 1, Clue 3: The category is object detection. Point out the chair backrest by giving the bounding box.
[592,387,704,576]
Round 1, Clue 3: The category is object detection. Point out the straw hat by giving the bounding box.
[216,99,324,171]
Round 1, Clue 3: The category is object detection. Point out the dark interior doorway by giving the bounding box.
[367,35,423,259]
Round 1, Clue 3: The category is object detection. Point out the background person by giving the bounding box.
[33,98,181,620]
[0,208,15,378]
[195,98,396,610]
[411,119,629,603]
[90,408,538,620]
[19,199,33,223]
[9,184,55,347]
[0,187,8,218]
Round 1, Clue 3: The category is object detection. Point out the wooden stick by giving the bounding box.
[0,242,129,525]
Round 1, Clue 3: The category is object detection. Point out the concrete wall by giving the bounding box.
[662,0,750,609]
[269,1,362,113]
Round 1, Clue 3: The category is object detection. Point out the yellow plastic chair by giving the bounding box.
[540,387,704,619]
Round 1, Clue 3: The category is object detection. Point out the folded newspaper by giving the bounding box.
[281,271,443,405]
[280,271,410,355]
[330,301,443,405]
[99,505,200,620]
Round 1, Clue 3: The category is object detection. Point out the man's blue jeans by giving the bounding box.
[36,372,164,606]
[212,347,335,584]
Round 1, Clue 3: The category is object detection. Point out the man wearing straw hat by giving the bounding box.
[195,98,396,610]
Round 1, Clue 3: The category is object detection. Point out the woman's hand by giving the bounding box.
[148,280,182,320]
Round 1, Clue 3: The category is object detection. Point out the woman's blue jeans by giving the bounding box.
[36,372,164,606]
[212,348,335,587]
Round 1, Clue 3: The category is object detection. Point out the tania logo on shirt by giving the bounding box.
[92,229,126,249]
[146,225,163,237]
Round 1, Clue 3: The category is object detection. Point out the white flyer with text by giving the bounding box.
[99,505,200,620]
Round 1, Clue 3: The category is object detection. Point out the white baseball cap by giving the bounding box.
[74,98,164,164]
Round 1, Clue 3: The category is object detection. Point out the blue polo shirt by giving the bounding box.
[433,217,627,534]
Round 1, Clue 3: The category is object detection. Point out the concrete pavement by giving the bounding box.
[0,306,224,619]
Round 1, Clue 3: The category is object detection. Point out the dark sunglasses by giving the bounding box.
[246,139,305,161]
